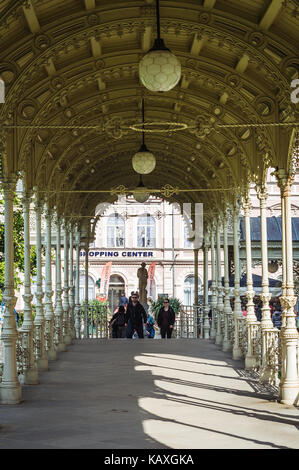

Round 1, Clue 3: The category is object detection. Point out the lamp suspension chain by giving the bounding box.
[156,0,161,40]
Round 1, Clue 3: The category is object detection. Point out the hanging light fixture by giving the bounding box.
[133,175,150,203]
[139,0,181,92]
[132,98,156,174]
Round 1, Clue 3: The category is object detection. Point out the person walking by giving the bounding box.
[108,310,119,338]
[157,298,175,339]
[109,305,126,338]
[125,292,147,338]
[128,291,135,305]
[119,292,129,309]
[272,308,282,330]
[145,311,155,338]
[126,291,136,337]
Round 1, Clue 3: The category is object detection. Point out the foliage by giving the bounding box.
[16,305,36,328]
[0,191,37,301]
[80,299,111,320]
[150,296,183,320]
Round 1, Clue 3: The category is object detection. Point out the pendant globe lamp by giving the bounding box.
[133,175,150,203]
[139,0,181,92]
[132,99,156,175]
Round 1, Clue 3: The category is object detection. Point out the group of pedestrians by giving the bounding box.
[235,296,283,329]
[109,292,175,339]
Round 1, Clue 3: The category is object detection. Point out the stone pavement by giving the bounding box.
[0,338,298,449]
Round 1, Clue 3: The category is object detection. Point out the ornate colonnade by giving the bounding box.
[200,172,299,406]
[0,169,298,407]
[0,181,85,404]
[0,0,298,409]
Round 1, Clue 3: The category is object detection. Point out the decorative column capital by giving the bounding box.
[53,212,61,226]
[260,292,271,304]
[245,290,255,302]
[44,205,53,220]
[22,293,33,304]
[2,294,17,311]
[274,169,294,197]
[34,198,43,214]
[216,216,222,231]
[20,190,32,206]
[280,295,297,312]
[243,198,252,215]
[63,218,71,232]
[2,178,16,198]
[256,184,268,205]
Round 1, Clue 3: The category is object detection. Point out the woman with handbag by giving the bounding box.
[157,298,175,339]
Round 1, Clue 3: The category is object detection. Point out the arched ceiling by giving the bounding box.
[0,0,298,226]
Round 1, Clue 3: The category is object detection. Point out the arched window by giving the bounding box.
[107,213,125,247]
[184,275,202,306]
[108,275,126,313]
[79,273,95,302]
[137,214,156,248]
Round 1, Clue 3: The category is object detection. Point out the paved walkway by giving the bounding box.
[0,338,298,449]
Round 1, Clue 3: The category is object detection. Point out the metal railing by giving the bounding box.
[174,305,202,339]
[81,303,110,339]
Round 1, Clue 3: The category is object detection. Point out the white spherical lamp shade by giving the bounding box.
[133,190,150,203]
[132,144,156,175]
[139,49,181,92]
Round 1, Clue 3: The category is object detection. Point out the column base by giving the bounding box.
[222,340,232,352]
[0,383,22,404]
[203,330,210,339]
[210,328,216,340]
[232,346,242,360]
[245,355,259,370]
[56,342,67,352]
[279,381,299,406]
[23,367,39,385]
[64,335,72,345]
[259,365,276,385]
[37,357,49,371]
[47,349,57,361]
[215,334,223,345]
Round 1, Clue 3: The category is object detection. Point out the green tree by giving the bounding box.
[0,191,37,301]
[150,297,183,320]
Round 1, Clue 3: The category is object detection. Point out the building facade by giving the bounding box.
[78,196,202,312]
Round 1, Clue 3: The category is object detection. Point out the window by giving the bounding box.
[79,273,95,302]
[184,275,202,306]
[108,275,126,313]
[137,214,156,248]
[107,213,125,247]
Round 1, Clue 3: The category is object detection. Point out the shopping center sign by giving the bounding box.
[80,250,154,258]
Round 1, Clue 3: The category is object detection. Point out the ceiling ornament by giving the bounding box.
[1,121,298,135]
[110,185,128,197]
[132,99,156,175]
[160,184,180,198]
[139,0,181,92]
[103,116,124,140]
[44,187,236,197]
[127,120,188,133]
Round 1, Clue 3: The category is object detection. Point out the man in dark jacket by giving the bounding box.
[125,293,147,338]
[157,298,175,338]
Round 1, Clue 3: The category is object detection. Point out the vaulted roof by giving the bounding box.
[0,0,298,227]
